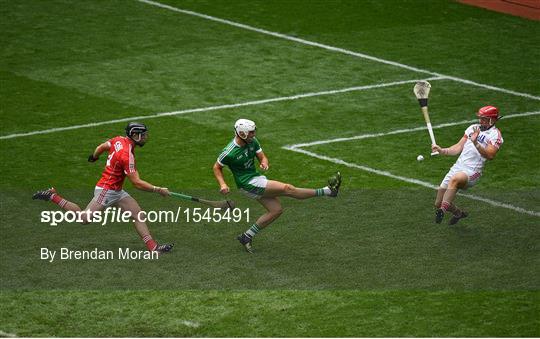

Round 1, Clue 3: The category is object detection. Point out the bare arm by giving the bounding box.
[473,143,499,160]
[88,141,110,162]
[256,151,269,170]
[468,127,499,160]
[126,171,169,196]
[213,162,230,194]
[432,136,467,156]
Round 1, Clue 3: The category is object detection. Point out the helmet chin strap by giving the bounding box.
[130,133,145,146]
[235,131,252,143]
[479,118,496,131]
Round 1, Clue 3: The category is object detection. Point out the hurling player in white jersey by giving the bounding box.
[431,106,503,225]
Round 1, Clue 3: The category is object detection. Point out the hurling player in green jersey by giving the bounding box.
[213,119,342,253]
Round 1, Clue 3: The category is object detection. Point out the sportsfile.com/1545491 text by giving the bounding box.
[40,207,250,226]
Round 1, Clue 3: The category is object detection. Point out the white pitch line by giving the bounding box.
[0,78,441,140]
[442,76,540,101]
[287,111,540,149]
[136,0,540,101]
[0,330,17,338]
[180,320,200,328]
[284,147,540,217]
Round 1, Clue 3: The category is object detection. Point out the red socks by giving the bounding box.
[51,193,68,209]
[142,234,157,251]
[441,201,461,216]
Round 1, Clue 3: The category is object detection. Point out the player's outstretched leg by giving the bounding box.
[33,187,107,224]
[262,171,342,199]
[237,197,282,253]
[33,187,83,212]
[116,196,173,253]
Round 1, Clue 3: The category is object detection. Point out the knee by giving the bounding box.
[283,184,296,194]
[434,202,441,209]
[448,177,461,189]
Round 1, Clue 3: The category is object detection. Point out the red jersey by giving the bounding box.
[96,136,136,190]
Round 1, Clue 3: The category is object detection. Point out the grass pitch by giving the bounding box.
[1,0,539,336]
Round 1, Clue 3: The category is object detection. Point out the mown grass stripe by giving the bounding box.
[0,78,441,140]
[136,0,540,101]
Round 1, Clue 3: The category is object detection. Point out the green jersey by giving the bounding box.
[217,138,263,188]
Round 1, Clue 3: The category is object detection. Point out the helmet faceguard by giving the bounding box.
[476,106,501,131]
[234,119,256,142]
[125,122,149,146]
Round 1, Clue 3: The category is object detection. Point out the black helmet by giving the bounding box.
[125,122,148,138]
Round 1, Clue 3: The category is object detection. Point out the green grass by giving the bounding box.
[1,0,539,336]
[1,291,538,337]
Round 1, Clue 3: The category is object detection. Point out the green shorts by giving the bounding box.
[239,175,267,200]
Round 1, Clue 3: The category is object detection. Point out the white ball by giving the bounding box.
[417,155,424,161]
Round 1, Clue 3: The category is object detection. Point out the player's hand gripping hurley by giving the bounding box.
[413,81,439,156]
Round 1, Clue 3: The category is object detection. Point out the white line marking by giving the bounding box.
[136,0,540,101]
[180,320,200,328]
[283,147,540,217]
[443,76,540,101]
[458,192,540,217]
[0,330,17,338]
[0,78,442,140]
[285,146,439,189]
[287,111,540,148]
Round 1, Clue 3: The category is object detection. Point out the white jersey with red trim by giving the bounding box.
[455,124,503,172]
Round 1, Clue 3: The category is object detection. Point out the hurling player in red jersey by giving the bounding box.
[32,122,173,253]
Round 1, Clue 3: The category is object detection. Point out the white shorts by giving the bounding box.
[440,164,481,189]
[239,175,268,200]
[93,186,130,207]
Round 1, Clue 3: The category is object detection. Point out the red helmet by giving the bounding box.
[477,106,500,120]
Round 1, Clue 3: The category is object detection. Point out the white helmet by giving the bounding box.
[234,119,256,140]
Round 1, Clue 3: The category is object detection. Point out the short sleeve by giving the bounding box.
[464,125,475,138]
[217,149,231,166]
[488,130,504,149]
[253,138,262,153]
